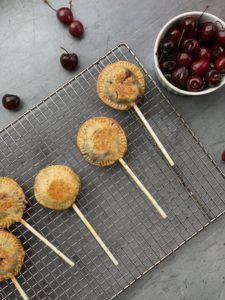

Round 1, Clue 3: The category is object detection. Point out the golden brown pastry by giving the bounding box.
[34,165,81,210]
[0,177,27,228]
[0,230,25,281]
[96,61,145,110]
[77,117,127,166]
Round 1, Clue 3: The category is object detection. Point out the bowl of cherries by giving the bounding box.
[154,11,225,95]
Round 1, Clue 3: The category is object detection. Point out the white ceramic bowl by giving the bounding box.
[154,11,225,96]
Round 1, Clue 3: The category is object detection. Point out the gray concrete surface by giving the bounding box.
[1,0,225,299]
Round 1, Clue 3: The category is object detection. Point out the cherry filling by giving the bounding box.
[124,70,133,79]
[106,68,141,103]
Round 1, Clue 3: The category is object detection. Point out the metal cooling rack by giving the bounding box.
[1,43,225,300]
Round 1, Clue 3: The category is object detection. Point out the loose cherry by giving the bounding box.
[60,47,78,70]
[205,69,222,87]
[198,46,211,60]
[160,59,177,73]
[215,54,225,72]
[187,75,204,92]
[191,59,209,75]
[2,94,21,110]
[69,20,84,38]
[199,22,217,42]
[171,66,189,87]
[177,52,193,66]
[44,0,73,25]
[182,38,200,53]
[211,43,224,58]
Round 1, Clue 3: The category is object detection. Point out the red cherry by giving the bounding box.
[211,43,224,58]
[171,66,189,87]
[199,22,217,42]
[198,47,211,60]
[69,20,84,38]
[160,59,177,73]
[159,38,176,56]
[205,69,222,87]
[56,7,73,25]
[216,30,225,46]
[60,47,78,71]
[177,52,193,66]
[169,28,182,44]
[181,16,197,32]
[44,0,74,25]
[191,59,209,75]
[2,94,21,110]
[222,150,225,161]
[187,75,204,92]
[215,54,225,72]
[182,38,200,54]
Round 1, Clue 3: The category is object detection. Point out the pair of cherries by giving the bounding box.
[44,0,84,38]
[44,0,83,71]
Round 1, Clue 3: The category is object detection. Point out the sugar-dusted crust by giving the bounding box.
[0,177,27,228]
[34,165,81,210]
[97,61,145,110]
[77,117,127,166]
[0,230,25,281]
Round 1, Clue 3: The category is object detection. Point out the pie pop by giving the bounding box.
[77,117,167,219]
[96,61,174,167]
[0,177,74,267]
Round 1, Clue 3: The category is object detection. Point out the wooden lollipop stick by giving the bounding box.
[133,105,175,167]
[72,204,118,266]
[11,276,29,300]
[119,158,167,219]
[20,219,75,267]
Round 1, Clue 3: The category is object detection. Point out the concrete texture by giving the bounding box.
[1,0,225,299]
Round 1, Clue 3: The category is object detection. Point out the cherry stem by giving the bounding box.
[69,0,73,10]
[43,0,56,12]
[178,28,185,47]
[60,46,70,55]
[215,21,224,30]
[198,5,209,23]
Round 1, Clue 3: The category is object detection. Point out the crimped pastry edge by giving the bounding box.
[96,61,145,111]
[0,230,25,281]
[0,177,27,229]
[77,117,128,167]
[34,165,81,210]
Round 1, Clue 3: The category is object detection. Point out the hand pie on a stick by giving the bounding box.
[0,177,74,267]
[96,61,174,167]
[77,117,167,219]
[0,230,29,300]
[34,165,118,266]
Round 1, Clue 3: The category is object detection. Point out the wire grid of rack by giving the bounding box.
[1,43,225,300]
